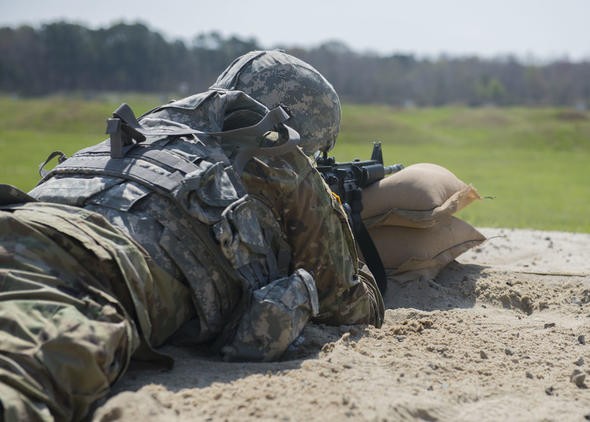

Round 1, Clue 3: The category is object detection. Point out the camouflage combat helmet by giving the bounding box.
[211,50,341,155]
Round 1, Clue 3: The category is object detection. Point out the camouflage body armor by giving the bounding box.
[30,89,318,352]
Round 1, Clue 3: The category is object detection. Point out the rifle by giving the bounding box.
[315,142,404,296]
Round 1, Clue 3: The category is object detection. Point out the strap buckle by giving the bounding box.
[106,103,146,158]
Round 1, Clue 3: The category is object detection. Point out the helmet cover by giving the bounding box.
[212,50,341,155]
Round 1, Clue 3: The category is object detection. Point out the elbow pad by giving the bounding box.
[221,268,318,361]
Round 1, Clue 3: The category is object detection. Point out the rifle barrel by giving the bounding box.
[384,163,404,175]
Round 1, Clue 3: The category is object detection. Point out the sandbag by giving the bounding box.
[367,216,486,283]
[362,163,481,229]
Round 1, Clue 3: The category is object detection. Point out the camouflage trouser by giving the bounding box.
[0,200,195,422]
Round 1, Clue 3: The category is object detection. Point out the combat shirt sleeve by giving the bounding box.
[242,148,384,328]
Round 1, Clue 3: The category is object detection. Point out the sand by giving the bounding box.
[91,228,590,421]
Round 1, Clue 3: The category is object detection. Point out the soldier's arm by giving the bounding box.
[285,152,384,328]
[220,268,319,361]
[243,149,384,329]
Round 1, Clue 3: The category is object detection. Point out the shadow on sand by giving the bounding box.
[106,261,486,398]
[383,261,487,311]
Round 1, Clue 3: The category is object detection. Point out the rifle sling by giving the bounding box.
[349,190,387,296]
[354,218,388,296]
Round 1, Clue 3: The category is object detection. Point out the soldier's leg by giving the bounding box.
[0,270,138,422]
[0,204,142,422]
[0,200,195,421]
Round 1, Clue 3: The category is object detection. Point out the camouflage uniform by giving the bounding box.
[241,149,383,326]
[0,185,194,421]
[0,88,382,421]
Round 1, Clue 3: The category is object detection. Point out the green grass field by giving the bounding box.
[1,95,588,233]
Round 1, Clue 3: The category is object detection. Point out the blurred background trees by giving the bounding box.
[0,21,588,108]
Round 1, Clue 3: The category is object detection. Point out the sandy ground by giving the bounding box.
[91,228,590,422]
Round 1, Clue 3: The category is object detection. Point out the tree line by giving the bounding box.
[1,21,589,107]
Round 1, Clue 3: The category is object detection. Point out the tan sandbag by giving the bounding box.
[367,217,486,283]
[362,163,481,229]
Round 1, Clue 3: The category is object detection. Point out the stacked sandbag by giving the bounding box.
[361,163,485,283]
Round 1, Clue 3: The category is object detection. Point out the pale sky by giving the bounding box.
[1,0,588,61]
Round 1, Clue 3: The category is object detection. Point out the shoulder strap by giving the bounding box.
[107,103,299,173]
[40,101,301,185]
